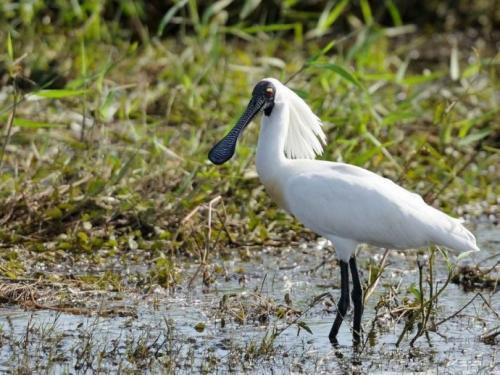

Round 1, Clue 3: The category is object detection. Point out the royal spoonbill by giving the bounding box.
[208,78,479,346]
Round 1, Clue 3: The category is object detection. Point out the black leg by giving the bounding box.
[329,260,350,345]
[349,257,363,346]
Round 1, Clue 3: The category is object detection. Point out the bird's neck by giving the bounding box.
[255,102,291,211]
[256,102,289,181]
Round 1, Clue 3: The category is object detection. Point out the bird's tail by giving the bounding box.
[429,209,479,253]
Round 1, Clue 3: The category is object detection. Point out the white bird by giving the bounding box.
[208,78,479,346]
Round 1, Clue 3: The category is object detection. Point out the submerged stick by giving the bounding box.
[436,292,499,327]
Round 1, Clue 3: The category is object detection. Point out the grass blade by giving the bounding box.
[450,43,460,81]
[239,0,262,20]
[6,32,14,60]
[458,130,491,146]
[318,0,349,34]
[307,62,362,88]
[157,0,189,36]
[33,89,87,99]
[81,38,87,77]
[8,117,65,129]
[385,0,402,26]
[360,0,373,25]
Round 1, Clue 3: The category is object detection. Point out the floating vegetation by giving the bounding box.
[217,291,302,326]
[0,281,38,304]
[452,264,499,291]
[149,256,182,289]
[0,279,136,317]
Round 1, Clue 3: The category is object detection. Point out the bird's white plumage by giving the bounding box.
[283,160,478,261]
[255,78,479,262]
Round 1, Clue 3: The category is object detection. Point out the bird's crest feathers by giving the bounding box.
[265,78,326,159]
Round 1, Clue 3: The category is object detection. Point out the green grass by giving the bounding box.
[0,1,497,284]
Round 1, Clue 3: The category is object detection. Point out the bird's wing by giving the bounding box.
[283,163,477,252]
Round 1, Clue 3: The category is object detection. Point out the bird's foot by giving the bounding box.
[353,338,362,352]
[353,331,362,347]
[329,334,340,347]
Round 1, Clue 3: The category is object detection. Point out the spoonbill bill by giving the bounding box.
[208,78,479,346]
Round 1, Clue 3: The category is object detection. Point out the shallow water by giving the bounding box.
[0,223,498,373]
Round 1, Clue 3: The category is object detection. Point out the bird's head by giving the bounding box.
[208,78,325,165]
[208,79,277,165]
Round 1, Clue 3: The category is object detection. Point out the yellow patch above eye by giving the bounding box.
[266,87,273,93]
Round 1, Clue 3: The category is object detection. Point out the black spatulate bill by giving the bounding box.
[208,97,265,165]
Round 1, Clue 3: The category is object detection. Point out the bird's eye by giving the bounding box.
[265,87,273,97]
